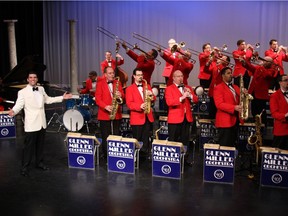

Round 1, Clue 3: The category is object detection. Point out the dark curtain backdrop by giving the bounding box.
[0,1,43,81]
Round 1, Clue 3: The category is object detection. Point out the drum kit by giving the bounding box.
[48,94,96,132]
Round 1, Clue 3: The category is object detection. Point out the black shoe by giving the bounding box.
[185,160,194,167]
[20,169,29,177]
[36,163,50,171]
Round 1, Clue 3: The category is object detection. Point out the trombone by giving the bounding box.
[170,43,197,64]
[133,32,195,63]
[97,26,135,50]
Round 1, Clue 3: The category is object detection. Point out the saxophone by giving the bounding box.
[142,79,153,114]
[109,77,123,120]
[239,74,253,121]
[247,112,263,147]
[247,111,263,164]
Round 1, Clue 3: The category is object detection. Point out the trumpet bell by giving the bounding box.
[194,86,204,96]
[179,41,186,48]
[255,43,260,49]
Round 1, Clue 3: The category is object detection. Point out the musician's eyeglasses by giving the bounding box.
[281,79,288,82]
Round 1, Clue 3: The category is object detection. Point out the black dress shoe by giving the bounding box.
[20,169,29,177]
[36,164,50,171]
[185,160,194,167]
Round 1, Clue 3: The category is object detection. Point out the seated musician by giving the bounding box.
[78,71,101,97]
[270,74,288,150]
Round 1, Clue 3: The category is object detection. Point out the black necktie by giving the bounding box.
[32,87,38,91]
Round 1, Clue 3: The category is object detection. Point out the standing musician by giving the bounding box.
[95,66,124,160]
[241,56,278,126]
[100,51,124,73]
[198,43,214,88]
[161,38,179,84]
[232,39,253,88]
[204,55,231,119]
[270,74,288,150]
[265,39,288,90]
[125,68,156,158]
[214,67,242,147]
[165,70,198,166]
[158,48,193,86]
[122,42,157,85]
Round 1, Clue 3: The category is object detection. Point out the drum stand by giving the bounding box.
[47,112,65,132]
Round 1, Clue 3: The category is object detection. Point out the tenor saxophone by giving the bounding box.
[109,77,123,120]
[142,79,153,114]
[239,74,253,121]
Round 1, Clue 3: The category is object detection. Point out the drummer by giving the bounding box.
[78,71,101,97]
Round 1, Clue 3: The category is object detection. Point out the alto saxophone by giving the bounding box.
[239,74,253,121]
[109,77,123,120]
[142,79,153,114]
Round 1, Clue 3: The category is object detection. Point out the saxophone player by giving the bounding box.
[95,66,125,161]
[270,74,288,150]
[214,67,242,147]
[125,68,156,159]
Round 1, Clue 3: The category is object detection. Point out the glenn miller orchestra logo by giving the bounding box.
[161,165,172,175]
[77,156,86,165]
[271,173,282,184]
[214,169,225,179]
[116,160,126,169]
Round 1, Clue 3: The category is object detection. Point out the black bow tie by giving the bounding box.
[178,85,184,88]
[283,91,288,96]
[137,84,143,87]
[32,87,38,91]
[227,83,233,87]
[107,81,113,84]
[92,80,96,83]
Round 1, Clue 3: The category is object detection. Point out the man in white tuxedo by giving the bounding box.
[9,70,72,177]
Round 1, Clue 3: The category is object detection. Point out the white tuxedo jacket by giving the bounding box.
[12,85,63,132]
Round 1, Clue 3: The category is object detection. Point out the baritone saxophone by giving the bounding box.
[239,74,253,121]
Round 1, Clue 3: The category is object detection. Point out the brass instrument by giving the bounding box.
[247,110,264,164]
[142,79,153,114]
[170,43,197,64]
[109,77,123,120]
[155,126,164,140]
[239,74,253,121]
[133,44,161,65]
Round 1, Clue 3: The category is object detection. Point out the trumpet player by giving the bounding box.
[125,68,156,158]
[95,66,125,161]
[165,70,198,166]
[122,42,158,85]
[265,39,288,90]
[204,55,231,119]
[158,47,193,86]
[198,43,214,88]
[232,39,253,88]
[240,56,277,126]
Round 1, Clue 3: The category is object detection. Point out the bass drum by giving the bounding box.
[63,107,91,131]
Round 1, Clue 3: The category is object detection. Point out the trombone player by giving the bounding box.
[122,42,158,85]
[125,68,156,159]
[158,45,194,86]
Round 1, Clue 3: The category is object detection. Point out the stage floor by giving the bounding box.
[1,118,288,216]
